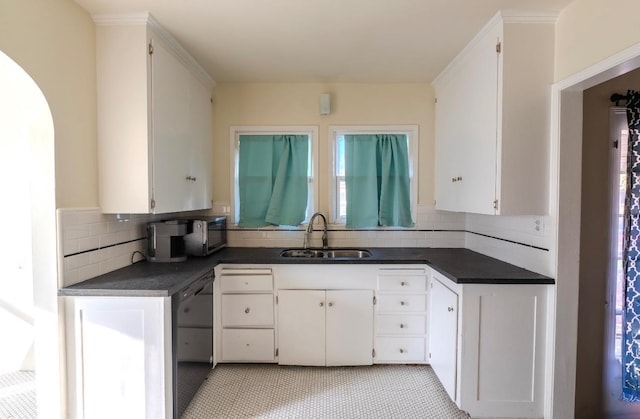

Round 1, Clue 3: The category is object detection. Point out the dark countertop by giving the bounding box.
[58,247,554,297]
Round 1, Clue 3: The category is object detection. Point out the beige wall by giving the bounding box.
[555,0,640,81]
[211,82,434,213]
[0,0,97,208]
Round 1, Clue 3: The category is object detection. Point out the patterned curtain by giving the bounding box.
[623,90,640,402]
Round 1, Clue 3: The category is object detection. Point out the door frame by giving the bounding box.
[549,43,640,418]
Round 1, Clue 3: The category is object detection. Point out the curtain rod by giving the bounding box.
[611,92,631,106]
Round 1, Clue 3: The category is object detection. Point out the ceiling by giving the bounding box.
[75,0,573,83]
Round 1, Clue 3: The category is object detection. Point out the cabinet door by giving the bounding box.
[277,290,325,366]
[434,21,501,214]
[71,297,172,419]
[429,278,459,401]
[326,290,373,366]
[150,37,212,213]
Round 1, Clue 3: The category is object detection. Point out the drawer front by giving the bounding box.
[378,275,426,291]
[377,294,427,312]
[222,329,275,362]
[375,337,426,363]
[177,294,213,328]
[222,294,274,326]
[220,275,273,292]
[177,327,212,362]
[376,314,426,335]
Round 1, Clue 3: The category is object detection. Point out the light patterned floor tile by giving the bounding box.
[181,364,470,419]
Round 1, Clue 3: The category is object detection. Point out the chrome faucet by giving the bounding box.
[305,212,328,249]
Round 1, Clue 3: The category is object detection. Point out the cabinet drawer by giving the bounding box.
[177,327,212,362]
[222,329,275,362]
[220,275,273,292]
[375,337,426,362]
[378,275,426,291]
[222,294,274,326]
[377,294,427,312]
[376,315,426,335]
[177,294,213,328]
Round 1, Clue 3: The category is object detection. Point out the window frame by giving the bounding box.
[328,125,419,226]
[229,125,319,227]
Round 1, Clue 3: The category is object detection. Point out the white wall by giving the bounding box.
[0,0,97,209]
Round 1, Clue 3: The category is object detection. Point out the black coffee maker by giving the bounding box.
[147,220,188,262]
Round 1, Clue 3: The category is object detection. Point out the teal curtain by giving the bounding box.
[344,134,413,228]
[238,135,308,227]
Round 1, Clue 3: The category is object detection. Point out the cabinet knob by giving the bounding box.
[245,307,250,314]
[399,348,405,354]
[451,177,456,182]
[400,301,406,306]
[457,176,462,181]
[400,281,407,286]
[319,302,324,307]
[328,302,334,307]
[447,307,454,312]
[400,324,405,329]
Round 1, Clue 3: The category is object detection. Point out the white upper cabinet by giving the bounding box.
[94,13,215,214]
[433,11,555,215]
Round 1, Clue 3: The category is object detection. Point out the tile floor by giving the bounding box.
[182,364,470,419]
[0,371,36,419]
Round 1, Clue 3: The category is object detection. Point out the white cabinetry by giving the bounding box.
[428,273,459,400]
[217,268,275,362]
[433,11,555,215]
[65,296,172,419]
[94,13,214,214]
[429,269,550,418]
[278,289,374,366]
[375,268,429,363]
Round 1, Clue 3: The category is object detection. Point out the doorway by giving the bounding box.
[0,50,60,417]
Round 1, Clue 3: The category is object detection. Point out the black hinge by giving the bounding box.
[276,295,278,304]
[373,296,377,305]
[434,97,438,104]
[613,140,619,149]
[148,42,154,55]
[275,348,279,357]
[372,348,376,358]
[150,199,156,209]
[496,42,501,53]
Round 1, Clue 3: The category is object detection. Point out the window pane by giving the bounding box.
[337,136,345,176]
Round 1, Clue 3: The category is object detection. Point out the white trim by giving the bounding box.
[548,41,640,419]
[92,12,215,89]
[432,10,557,87]
[229,125,319,226]
[327,125,419,226]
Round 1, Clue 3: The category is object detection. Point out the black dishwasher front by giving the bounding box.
[172,271,214,418]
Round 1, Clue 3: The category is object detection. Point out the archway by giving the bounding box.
[0,50,61,417]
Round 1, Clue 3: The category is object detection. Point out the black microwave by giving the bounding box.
[182,216,227,256]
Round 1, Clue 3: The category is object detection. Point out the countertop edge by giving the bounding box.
[58,247,555,297]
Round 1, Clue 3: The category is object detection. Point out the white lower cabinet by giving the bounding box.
[429,269,550,418]
[375,268,429,363]
[428,274,459,400]
[64,296,173,419]
[216,267,276,363]
[278,289,374,366]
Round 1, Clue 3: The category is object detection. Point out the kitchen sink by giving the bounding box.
[280,248,372,259]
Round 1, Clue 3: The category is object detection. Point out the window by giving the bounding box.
[330,125,418,227]
[230,126,318,227]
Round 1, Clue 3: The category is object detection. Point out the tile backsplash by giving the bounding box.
[57,205,554,287]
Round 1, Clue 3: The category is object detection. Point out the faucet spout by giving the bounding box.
[307,212,329,249]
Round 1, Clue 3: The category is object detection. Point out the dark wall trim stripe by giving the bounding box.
[466,231,549,252]
[227,228,550,252]
[63,229,548,258]
[64,237,146,258]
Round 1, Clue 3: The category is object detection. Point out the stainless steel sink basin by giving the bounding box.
[280,248,372,259]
